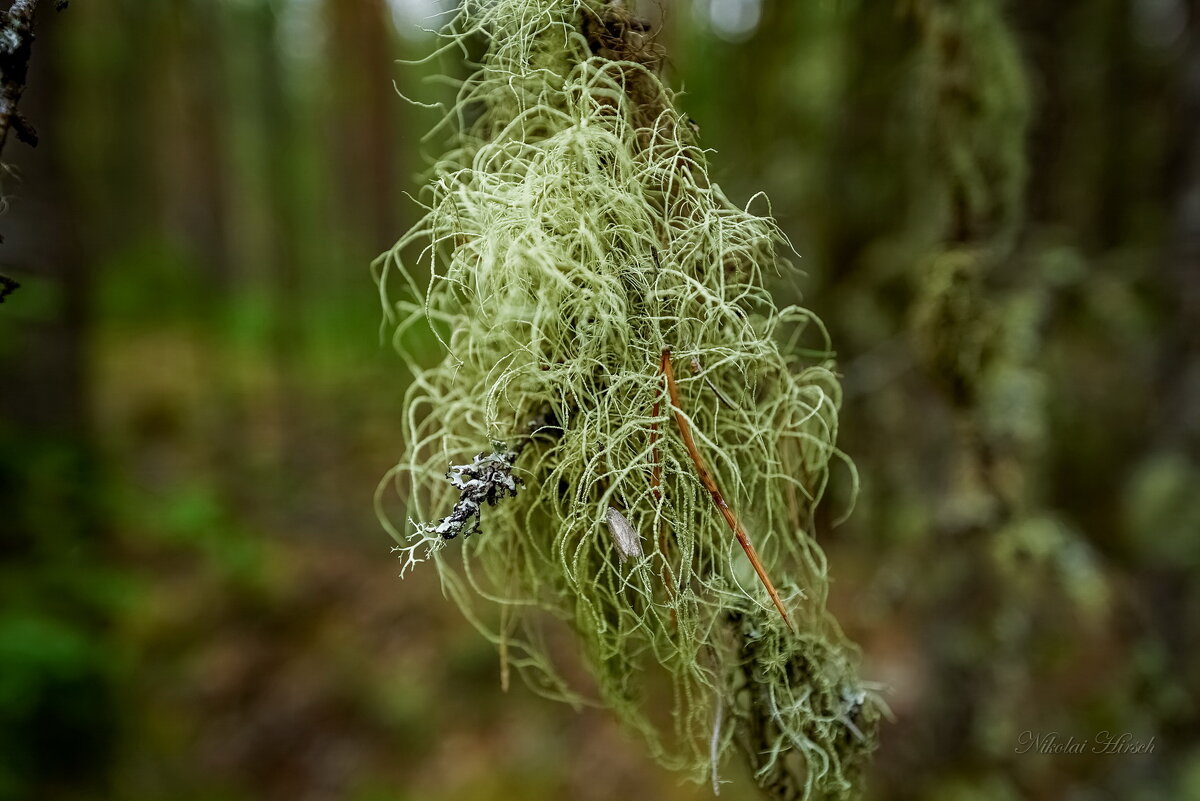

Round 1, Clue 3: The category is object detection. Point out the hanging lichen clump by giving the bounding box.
[900,1,1114,788]
[906,0,1031,410]
[376,1,880,797]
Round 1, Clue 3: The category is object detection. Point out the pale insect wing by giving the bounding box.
[605,507,643,562]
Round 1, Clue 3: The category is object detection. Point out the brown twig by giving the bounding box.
[660,348,794,631]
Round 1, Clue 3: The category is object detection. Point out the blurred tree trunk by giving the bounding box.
[163,0,233,291]
[160,0,249,507]
[1143,0,1200,773]
[1163,1,1200,446]
[0,0,93,539]
[0,8,117,798]
[326,0,398,256]
[253,1,306,526]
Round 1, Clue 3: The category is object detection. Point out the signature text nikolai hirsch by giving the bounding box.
[1015,730,1157,756]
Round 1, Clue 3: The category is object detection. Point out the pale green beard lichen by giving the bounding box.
[375,1,880,797]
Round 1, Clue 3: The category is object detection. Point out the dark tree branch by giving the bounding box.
[0,0,47,151]
[0,0,67,300]
[0,271,17,301]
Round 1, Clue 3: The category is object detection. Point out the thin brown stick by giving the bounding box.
[660,348,794,631]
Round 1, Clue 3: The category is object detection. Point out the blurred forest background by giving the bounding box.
[2,0,1198,799]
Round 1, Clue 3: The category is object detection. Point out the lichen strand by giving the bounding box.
[375,1,879,796]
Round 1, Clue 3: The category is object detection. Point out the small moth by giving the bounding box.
[605,507,643,563]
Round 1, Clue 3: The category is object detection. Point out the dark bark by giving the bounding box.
[0,20,113,798]
[0,1,87,444]
[0,0,48,152]
[0,0,67,288]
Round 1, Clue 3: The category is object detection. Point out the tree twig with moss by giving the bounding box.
[376,2,880,796]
